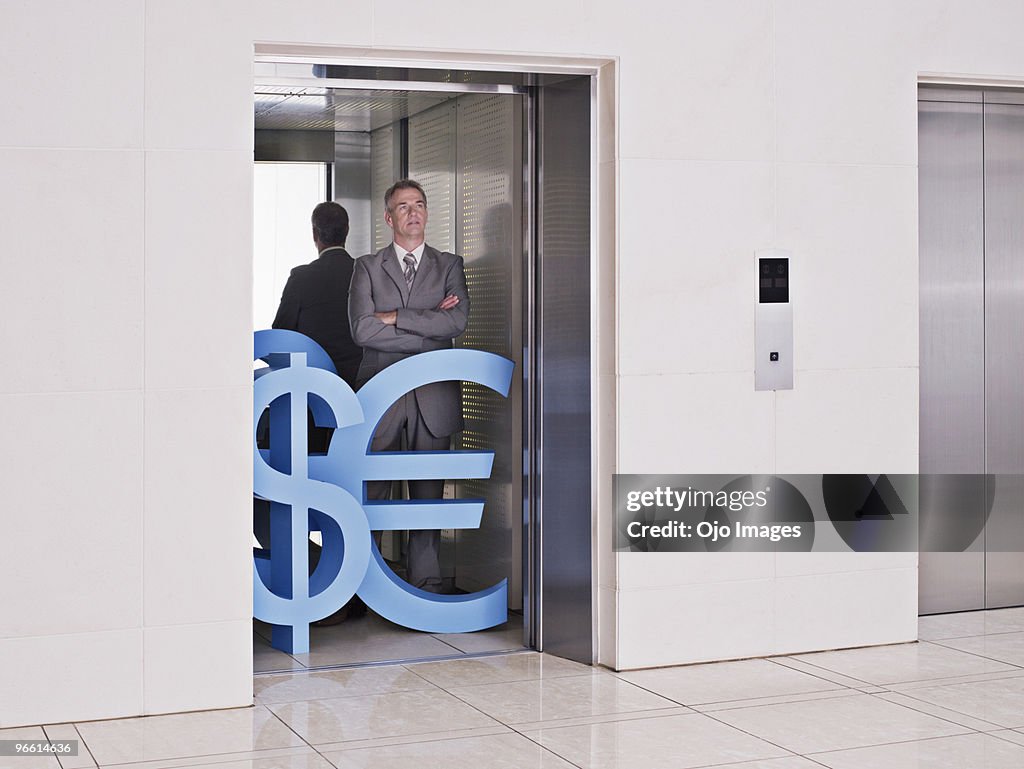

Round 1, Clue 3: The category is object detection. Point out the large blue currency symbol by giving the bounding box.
[253,330,513,654]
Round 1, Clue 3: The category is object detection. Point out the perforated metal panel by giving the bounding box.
[453,95,523,604]
[409,103,456,254]
[405,95,523,605]
[255,86,452,132]
[370,125,399,252]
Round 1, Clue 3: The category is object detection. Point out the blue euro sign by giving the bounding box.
[253,330,513,654]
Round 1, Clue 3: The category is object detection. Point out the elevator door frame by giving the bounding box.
[253,55,600,662]
[918,83,1024,614]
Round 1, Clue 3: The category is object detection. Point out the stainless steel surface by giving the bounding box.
[409,101,457,253]
[983,102,1024,608]
[453,94,525,607]
[917,86,983,103]
[254,129,335,162]
[918,94,1024,614]
[918,98,986,614]
[523,89,538,650]
[407,95,526,608]
[333,132,371,256]
[985,90,1024,106]
[369,124,401,251]
[255,85,455,132]
[258,75,528,95]
[254,54,598,78]
[754,249,794,392]
[537,76,593,663]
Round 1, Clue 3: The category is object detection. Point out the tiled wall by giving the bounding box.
[4,0,1024,725]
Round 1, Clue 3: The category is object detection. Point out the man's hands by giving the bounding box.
[373,294,460,326]
[436,294,460,311]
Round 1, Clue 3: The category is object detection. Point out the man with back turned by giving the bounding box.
[349,179,469,592]
[273,201,362,387]
[262,201,365,624]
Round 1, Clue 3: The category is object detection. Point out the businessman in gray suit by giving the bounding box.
[349,179,468,592]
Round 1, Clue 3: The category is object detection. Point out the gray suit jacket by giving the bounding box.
[349,243,469,438]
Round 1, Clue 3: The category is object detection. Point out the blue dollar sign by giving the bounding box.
[253,348,369,654]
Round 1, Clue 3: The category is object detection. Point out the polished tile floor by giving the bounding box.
[253,612,527,671]
[10,607,1024,768]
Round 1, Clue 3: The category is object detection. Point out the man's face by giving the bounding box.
[385,187,428,244]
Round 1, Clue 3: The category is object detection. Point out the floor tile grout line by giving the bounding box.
[988,729,1024,749]
[433,670,607,692]
[766,656,875,688]
[436,670,686,732]
[311,725,514,755]
[43,722,99,769]
[920,627,1024,642]
[508,706,695,732]
[694,689,866,714]
[880,667,1024,693]
[253,646,536,677]
[876,689,1015,731]
[262,704,321,758]
[84,745,312,769]
[769,650,1022,690]
[924,637,1024,670]
[695,707,811,763]
[504,728,588,769]
[800,729,1000,759]
[863,689,999,733]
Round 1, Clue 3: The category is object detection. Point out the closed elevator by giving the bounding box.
[919,85,1024,614]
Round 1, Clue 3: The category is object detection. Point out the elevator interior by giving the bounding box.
[252,61,594,669]
[919,85,1024,614]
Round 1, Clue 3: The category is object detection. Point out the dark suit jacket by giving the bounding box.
[349,243,469,438]
[272,246,362,387]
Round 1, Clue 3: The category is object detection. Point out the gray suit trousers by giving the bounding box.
[367,391,449,591]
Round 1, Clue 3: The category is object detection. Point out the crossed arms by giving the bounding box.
[349,254,469,353]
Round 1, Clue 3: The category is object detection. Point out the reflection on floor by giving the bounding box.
[19,607,1024,768]
[254,611,526,671]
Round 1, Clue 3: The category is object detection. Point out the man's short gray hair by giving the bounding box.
[384,179,427,212]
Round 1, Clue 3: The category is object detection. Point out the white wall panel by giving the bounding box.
[619,372,775,474]
[775,368,918,474]
[775,0,921,166]
[618,552,775,590]
[144,388,251,628]
[143,621,252,714]
[144,150,253,390]
[0,1,143,149]
[249,0,373,46]
[0,392,142,639]
[617,580,775,669]
[914,0,1024,81]
[618,159,774,375]
[369,0,586,56]
[774,567,917,654]
[144,1,253,151]
[0,149,144,394]
[586,0,774,162]
[776,164,919,372]
[0,630,142,727]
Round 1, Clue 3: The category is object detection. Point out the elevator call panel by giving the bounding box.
[755,250,793,391]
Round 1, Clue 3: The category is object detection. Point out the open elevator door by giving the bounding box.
[254,60,594,666]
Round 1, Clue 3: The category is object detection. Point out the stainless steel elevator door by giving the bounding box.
[919,87,1024,614]
[918,97,986,614]
[984,101,1024,608]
